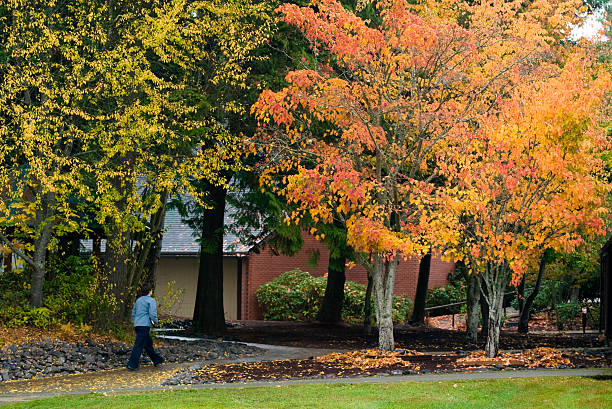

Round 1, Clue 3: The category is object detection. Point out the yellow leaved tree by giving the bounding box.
[0,0,271,314]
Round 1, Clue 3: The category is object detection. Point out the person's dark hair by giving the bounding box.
[140,284,153,297]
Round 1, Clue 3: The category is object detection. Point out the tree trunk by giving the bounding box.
[516,274,526,316]
[485,291,504,357]
[518,254,547,333]
[30,191,56,308]
[93,236,102,260]
[373,255,397,351]
[483,262,510,357]
[410,253,431,325]
[570,286,579,303]
[140,195,168,290]
[30,263,46,308]
[105,228,131,319]
[0,202,54,308]
[103,168,138,321]
[3,252,11,273]
[466,272,481,343]
[192,184,227,335]
[363,273,373,334]
[480,283,489,336]
[318,248,346,323]
[143,224,164,292]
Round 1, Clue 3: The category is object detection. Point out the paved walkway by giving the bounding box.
[0,342,610,406]
[182,367,612,389]
[0,343,341,405]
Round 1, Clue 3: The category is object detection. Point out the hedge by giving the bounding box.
[256,269,413,323]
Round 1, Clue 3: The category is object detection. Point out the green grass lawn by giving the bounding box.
[6,376,612,409]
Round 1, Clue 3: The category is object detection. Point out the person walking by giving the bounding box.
[127,284,164,370]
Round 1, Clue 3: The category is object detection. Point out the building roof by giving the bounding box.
[82,205,255,256]
[162,207,252,256]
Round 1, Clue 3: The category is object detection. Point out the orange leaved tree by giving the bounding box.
[437,53,610,357]
[251,0,591,351]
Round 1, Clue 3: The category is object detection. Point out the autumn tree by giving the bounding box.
[438,53,610,356]
[252,0,580,350]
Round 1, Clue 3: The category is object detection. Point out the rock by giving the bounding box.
[0,329,264,383]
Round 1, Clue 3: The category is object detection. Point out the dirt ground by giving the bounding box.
[164,321,610,385]
[167,346,610,385]
[216,321,605,351]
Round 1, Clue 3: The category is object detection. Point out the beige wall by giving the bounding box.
[223,258,238,321]
[155,256,239,320]
[155,257,199,319]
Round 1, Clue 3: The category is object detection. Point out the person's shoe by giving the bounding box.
[154,358,164,367]
[126,365,138,371]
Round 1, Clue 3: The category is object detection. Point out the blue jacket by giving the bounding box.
[131,295,159,327]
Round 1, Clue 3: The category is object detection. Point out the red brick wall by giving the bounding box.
[243,232,454,320]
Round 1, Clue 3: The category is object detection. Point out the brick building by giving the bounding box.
[154,208,453,320]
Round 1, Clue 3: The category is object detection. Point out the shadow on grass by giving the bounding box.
[585,375,612,381]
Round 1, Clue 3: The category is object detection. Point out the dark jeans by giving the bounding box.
[127,326,163,368]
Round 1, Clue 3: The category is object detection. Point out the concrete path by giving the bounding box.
[213,368,610,389]
[0,343,341,406]
[0,342,610,406]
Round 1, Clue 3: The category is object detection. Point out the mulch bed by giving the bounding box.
[160,321,610,386]
[163,347,611,385]
[217,321,605,351]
